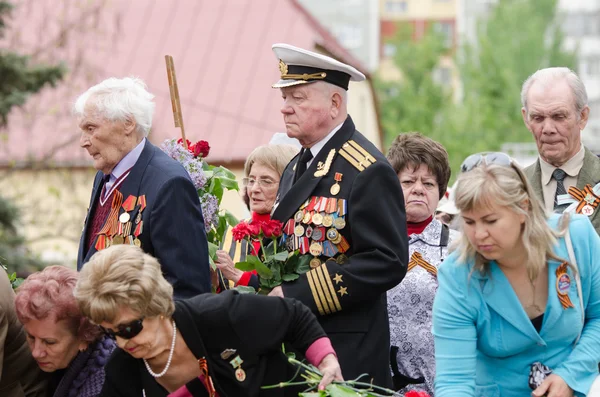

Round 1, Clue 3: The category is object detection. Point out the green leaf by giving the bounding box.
[282,273,299,281]
[207,242,218,270]
[208,178,223,203]
[272,251,289,262]
[296,255,311,274]
[223,210,239,227]
[299,393,326,397]
[247,255,273,279]
[232,285,257,294]
[326,384,360,397]
[235,261,255,271]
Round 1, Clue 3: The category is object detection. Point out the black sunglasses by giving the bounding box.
[460,152,512,173]
[101,318,145,339]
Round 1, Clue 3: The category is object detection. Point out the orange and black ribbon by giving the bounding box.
[95,191,124,251]
[555,262,574,310]
[198,358,218,397]
[568,184,600,214]
[407,251,437,277]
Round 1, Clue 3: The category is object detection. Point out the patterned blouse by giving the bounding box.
[387,219,457,396]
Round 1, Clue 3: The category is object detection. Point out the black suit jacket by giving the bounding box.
[100,291,327,397]
[77,140,211,298]
[272,116,409,387]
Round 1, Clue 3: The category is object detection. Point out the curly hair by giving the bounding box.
[14,266,101,343]
[74,245,175,325]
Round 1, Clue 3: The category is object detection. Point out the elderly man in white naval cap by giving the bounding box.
[268,43,408,388]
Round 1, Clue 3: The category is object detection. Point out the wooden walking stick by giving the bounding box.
[165,55,187,144]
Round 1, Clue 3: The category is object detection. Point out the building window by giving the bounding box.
[563,12,600,36]
[385,0,407,14]
[332,25,363,50]
[580,57,600,77]
[433,21,454,48]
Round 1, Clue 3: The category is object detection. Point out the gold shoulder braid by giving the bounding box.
[314,149,336,177]
[339,140,376,171]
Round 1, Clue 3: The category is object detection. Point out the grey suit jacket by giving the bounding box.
[0,271,47,397]
[524,147,600,235]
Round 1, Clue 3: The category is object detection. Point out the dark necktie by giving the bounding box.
[552,168,568,212]
[100,174,111,201]
[293,149,313,184]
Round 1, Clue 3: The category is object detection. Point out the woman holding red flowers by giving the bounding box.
[214,144,298,291]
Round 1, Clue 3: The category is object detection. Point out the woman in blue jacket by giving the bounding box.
[433,152,600,397]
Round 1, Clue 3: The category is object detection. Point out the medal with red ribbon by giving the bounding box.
[555,262,574,309]
[567,184,600,216]
[95,191,124,251]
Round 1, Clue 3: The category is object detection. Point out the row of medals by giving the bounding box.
[109,211,142,247]
[285,197,347,269]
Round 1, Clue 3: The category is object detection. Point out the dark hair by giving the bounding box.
[386,132,451,199]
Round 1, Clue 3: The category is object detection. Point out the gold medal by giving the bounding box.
[310,258,321,269]
[333,217,346,230]
[309,242,323,256]
[326,228,339,242]
[133,238,141,247]
[312,213,323,225]
[336,254,348,265]
[330,183,340,196]
[302,212,312,224]
[294,210,304,223]
[332,233,342,244]
[235,367,246,382]
[112,234,124,245]
[294,225,305,237]
[119,212,130,223]
[323,214,334,227]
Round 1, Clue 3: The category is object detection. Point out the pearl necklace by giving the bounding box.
[143,319,177,378]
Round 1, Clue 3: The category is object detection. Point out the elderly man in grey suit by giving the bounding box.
[521,67,600,234]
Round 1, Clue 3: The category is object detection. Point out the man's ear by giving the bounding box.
[578,105,590,130]
[330,92,342,118]
[123,117,137,136]
[521,107,531,132]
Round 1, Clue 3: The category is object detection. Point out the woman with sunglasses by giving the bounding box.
[14,266,116,397]
[214,144,298,292]
[75,244,342,397]
[433,152,600,397]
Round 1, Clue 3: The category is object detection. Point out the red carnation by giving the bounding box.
[177,138,192,150]
[231,222,251,242]
[261,219,283,238]
[191,140,210,158]
[247,222,261,238]
[405,392,431,397]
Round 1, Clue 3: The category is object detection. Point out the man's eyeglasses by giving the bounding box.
[460,152,512,173]
[242,178,279,189]
[101,318,144,339]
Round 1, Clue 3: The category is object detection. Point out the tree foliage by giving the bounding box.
[0,0,65,273]
[377,0,577,177]
[0,0,66,127]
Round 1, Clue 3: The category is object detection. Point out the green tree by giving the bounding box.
[0,0,66,274]
[377,0,577,176]
[375,24,451,148]
[0,0,66,127]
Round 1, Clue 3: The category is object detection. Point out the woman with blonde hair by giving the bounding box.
[215,144,298,291]
[75,244,342,396]
[433,152,600,397]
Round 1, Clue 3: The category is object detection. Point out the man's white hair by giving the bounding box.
[73,77,155,137]
[521,67,588,114]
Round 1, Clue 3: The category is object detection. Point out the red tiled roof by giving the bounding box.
[1,0,370,166]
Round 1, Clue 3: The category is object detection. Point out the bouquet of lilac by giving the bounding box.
[161,138,239,262]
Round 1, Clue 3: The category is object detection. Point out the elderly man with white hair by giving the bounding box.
[75,77,210,298]
[522,67,600,235]
[268,43,408,388]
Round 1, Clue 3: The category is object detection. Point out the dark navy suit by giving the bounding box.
[77,140,210,298]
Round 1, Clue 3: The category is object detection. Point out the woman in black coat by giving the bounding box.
[75,245,342,397]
